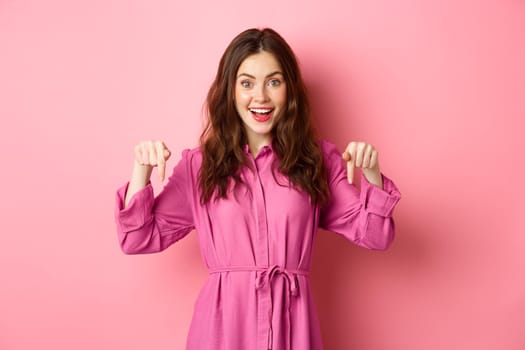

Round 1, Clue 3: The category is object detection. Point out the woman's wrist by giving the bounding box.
[132,160,154,183]
[362,168,383,189]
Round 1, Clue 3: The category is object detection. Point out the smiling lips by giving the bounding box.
[249,108,273,122]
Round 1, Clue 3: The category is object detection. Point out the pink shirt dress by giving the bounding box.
[115,140,401,350]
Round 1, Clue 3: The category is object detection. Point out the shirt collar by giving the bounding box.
[243,143,274,158]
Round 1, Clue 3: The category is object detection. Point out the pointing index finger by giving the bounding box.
[345,142,357,184]
[156,141,166,181]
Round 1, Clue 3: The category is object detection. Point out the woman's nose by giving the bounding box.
[253,84,269,102]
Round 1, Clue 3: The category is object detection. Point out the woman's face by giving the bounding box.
[234,51,287,149]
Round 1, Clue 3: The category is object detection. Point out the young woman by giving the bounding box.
[115,28,401,350]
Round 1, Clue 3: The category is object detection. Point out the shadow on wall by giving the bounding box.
[303,46,427,349]
[311,211,427,349]
[300,44,367,148]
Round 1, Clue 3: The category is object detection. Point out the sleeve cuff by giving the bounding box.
[115,182,155,231]
[359,173,401,217]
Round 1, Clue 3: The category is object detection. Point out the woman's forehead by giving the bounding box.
[237,51,283,78]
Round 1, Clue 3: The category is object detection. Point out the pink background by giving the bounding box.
[1,0,524,349]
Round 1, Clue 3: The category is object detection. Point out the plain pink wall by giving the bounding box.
[1,0,524,349]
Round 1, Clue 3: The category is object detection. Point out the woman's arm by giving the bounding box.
[319,140,401,250]
[115,142,195,254]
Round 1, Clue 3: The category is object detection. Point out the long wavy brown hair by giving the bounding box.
[199,28,329,206]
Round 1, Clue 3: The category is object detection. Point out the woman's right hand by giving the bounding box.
[134,140,171,181]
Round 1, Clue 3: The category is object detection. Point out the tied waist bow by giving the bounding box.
[209,265,310,350]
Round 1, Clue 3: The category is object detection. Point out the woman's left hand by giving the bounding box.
[342,141,383,189]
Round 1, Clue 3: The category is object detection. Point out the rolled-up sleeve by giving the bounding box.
[114,149,195,254]
[319,141,401,250]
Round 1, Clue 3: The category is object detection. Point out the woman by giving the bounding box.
[115,28,401,350]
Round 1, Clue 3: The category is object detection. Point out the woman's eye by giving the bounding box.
[240,80,252,88]
[268,79,282,87]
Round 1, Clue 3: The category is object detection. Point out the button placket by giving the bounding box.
[247,153,272,349]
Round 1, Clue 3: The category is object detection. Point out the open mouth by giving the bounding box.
[249,108,273,122]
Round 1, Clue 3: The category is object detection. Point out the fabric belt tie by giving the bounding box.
[209,265,309,350]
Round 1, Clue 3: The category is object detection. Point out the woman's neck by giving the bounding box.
[247,136,272,158]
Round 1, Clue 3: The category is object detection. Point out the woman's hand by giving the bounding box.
[134,140,171,181]
[342,141,383,189]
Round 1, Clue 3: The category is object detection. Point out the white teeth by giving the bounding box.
[249,108,272,114]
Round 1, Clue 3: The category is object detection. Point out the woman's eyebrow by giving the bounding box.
[237,71,284,79]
